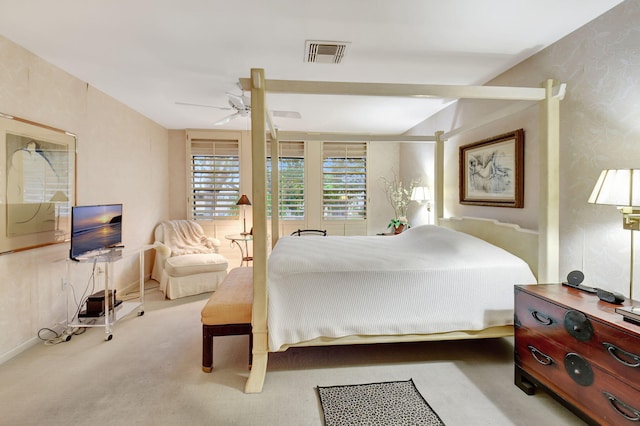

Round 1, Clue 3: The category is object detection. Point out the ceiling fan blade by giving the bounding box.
[226,93,249,111]
[272,110,302,119]
[175,101,231,110]
[214,112,242,126]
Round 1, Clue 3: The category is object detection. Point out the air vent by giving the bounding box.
[305,40,350,64]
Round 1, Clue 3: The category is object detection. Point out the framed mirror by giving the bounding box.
[1,113,76,253]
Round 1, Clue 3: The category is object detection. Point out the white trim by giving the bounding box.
[0,336,39,365]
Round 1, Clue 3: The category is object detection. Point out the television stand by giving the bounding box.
[66,247,145,341]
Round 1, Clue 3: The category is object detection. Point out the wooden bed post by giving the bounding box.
[270,135,280,247]
[245,68,268,393]
[434,131,444,226]
[538,79,561,283]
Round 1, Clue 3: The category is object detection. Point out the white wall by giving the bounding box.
[406,1,640,298]
[400,142,435,227]
[0,35,169,361]
[367,141,401,233]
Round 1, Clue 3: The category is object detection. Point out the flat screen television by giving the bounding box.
[70,204,123,260]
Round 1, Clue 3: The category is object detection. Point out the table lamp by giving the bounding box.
[411,186,431,208]
[236,194,252,235]
[588,169,639,300]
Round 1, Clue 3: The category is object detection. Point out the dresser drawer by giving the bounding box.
[516,329,640,425]
[515,287,640,386]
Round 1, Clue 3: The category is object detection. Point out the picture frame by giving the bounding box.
[459,129,524,208]
[1,113,76,253]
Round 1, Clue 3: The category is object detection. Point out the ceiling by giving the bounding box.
[0,0,624,134]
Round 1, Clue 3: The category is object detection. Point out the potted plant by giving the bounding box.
[388,216,409,234]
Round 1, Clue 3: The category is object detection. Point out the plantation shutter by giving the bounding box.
[322,142,367,220]
[189,138,240,220]
[266,141,305,219]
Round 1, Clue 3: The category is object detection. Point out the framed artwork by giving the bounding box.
[459,129,524,208]
[1,113,76,253]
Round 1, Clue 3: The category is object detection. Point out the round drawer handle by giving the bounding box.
[603,342,640,368]
[564,353,594,386]
[602,391,640,421]
[563,310,594,342]
[528,345,554,365]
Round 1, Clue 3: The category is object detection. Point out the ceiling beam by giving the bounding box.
[274,131,436,142]
[240,78,546,101]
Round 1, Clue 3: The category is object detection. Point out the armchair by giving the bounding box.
[151,220,228,299]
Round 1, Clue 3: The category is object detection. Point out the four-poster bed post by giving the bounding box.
[538,79,561,282]
[434,130,445,225]
[243,68,563,393]
[245,68,269,393]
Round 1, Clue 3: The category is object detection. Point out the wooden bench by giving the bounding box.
[201,267,253,373]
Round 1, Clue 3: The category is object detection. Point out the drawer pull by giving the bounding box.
[564,353,594,386]
[603,342,640,368]
[563,310,593,341]
[531,310,553,325]
[528,345,554,365]
[602,391,640,422]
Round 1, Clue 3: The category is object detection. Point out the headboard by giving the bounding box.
[439,216,539,279]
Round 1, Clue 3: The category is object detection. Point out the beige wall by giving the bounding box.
[406,1,640,298]
[0,36,169,361]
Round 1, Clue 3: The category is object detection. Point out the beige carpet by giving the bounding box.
[0,285,586,425]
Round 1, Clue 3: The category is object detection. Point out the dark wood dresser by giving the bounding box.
[514,284,640,425]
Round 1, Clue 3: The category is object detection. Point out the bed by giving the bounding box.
[241,69,563,393]
[267,224,536,352]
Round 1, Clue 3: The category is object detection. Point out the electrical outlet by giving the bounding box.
[97,266,104,275]
[61,278,67,290]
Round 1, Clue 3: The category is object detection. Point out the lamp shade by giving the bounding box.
[588,169,640,207]
[410,186,430,203]
[49,191,69,202]
[236,194,251,206]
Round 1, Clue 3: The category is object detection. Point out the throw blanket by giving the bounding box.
[161,220,219,256]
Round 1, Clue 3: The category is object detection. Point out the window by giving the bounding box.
[189,138,240,220]
[322,142,367,220]
[266,141,305,219]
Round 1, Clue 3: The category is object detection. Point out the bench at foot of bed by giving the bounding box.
[201,267,253,373]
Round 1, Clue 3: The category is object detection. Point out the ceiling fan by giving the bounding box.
[176,91,301,126]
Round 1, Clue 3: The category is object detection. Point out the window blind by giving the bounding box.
[266,141,305,219]
[189,139,240,220]
[322,142,367,220]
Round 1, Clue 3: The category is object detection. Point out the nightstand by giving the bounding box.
[225,234,253,267]
[514,284,640,425]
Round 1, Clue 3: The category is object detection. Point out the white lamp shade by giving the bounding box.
[411,186,430,203]
[588,169,640,207]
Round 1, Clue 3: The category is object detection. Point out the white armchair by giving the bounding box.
[151,220,228,299]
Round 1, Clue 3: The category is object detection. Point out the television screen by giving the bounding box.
[70,204,123,260]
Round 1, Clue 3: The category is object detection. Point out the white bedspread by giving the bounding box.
[267,225,536,351]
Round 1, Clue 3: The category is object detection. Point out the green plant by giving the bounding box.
[387,216,408,229]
